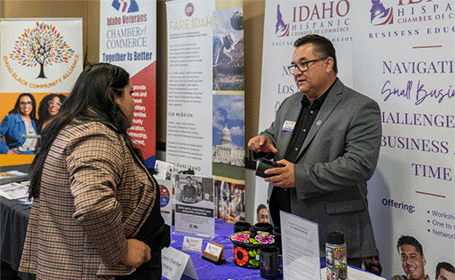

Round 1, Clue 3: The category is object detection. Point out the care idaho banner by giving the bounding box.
[166,0,246,224]
[352,0,454,278]
[0,18,83,166]
[99,0,157,168]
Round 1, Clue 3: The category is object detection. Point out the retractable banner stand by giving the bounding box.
[256,0,354,224]
[352,1,455,278]
[260,0,455,278]
[100,0,157,168]
[166,0,246,225]
[0,18,83,166]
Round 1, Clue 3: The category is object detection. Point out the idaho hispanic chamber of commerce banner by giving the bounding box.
[99,0,157,168]
[352,0,454,278]
[166,0,246,224]
[0,18,83,166]
[255,0,354,224]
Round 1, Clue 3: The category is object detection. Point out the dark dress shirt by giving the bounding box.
[269,80,335,227]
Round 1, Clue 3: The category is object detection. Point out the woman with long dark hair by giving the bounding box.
[19,63,167,280]
[0,93,38,154]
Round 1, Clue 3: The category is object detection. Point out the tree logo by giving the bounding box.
[9,22,75,79]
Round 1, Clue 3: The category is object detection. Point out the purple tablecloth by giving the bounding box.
[164,219,290,280]
[162,219,302,280]
[163,219,384,280]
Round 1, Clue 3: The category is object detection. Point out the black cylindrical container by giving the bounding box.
[234,221,251,233]
[254,222,274,234]
[249,226,258,238]
[260,246,280,279]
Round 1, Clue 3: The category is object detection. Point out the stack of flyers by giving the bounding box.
[0,182,29,200]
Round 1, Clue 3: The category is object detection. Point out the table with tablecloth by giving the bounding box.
[165,218,387,280]
[0,196,35,280]
[164,218,289,280]
[1,197,386,280]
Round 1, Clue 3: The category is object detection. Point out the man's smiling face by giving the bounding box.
[399,244,426,280]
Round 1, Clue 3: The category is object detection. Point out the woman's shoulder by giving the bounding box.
[68,121,117,132]
[3,113,22,122]
[59,121,126,156]
[62,121,121,142]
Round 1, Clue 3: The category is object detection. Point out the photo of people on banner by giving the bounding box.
[212,7,244,91]
[214,179,245,224]
[391,235,455,280]
[174,174,215,237]
[175,174,214,205]
[1,92,67,158]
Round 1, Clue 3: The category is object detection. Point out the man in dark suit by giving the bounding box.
[248,34,382,267]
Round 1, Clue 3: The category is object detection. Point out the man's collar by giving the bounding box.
[301,78,338,107]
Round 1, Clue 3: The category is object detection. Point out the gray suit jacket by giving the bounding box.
[257,79,381,258]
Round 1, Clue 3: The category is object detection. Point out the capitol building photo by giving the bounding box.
[212,123,244,167]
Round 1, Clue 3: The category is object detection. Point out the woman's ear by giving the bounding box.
[107,87,117,104]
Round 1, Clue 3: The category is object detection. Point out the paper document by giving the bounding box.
[320,266,387,280]
[280,211,320,280]
[0,182,29,199]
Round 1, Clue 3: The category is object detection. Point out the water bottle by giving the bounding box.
[325,232,347,280]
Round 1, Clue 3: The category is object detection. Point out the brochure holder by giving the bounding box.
[202,241,225,265]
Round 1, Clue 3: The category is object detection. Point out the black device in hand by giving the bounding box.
[255,158,284,178]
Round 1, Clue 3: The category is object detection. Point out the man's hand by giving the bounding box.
[264,159,295,189]
[248,135,278,154]
[120,239,151,268]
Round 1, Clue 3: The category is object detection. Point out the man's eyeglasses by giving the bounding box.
[48,101,62,107]
[288,57,327,73]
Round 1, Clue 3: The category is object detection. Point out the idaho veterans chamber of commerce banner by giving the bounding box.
[352,0,454,278]
[255,0,354,224]
[0,18,83,166]
[166,0,246,224]
[100,0,157,168]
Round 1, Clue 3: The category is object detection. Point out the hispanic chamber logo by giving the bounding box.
[272,1,352,43]
[112,0,139,13]
[368,1,454,39]
[9,22,75,79]
[370,0,394,25]
[275,5,290,37]
[371,0,455,28]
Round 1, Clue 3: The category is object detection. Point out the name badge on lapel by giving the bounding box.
[282,120,296,132]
